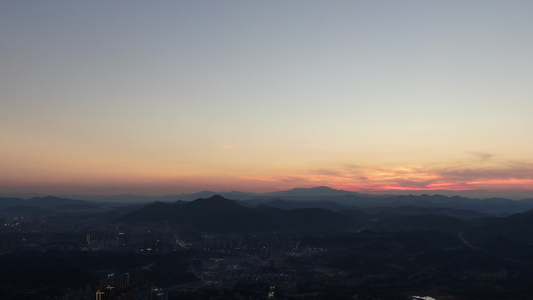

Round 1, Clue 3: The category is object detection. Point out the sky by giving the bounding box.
[1,1,533,197]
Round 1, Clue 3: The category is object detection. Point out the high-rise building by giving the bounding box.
[99,273,130,291]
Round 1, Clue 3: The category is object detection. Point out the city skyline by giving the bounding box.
[2,1,533,197]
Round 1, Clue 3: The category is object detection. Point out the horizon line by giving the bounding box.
[2,186,533,200]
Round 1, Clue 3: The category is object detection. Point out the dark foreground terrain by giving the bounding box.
[3,190,533,299]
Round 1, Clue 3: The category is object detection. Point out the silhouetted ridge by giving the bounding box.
[119,195,358,232]
[357,205,486,219]
[264,186,359,197]
[370,214,472,234]
[467,211,533,243]
[186,195,246,212]
[261,199,347,211]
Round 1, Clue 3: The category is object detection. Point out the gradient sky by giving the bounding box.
[1,1,533,197]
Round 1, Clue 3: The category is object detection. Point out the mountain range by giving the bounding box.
[3,186,533,218]
[4,187,533,262]
[115,193,533,262]
[118,195,359,233]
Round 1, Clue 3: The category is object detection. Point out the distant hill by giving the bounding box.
[0,196,94,209]
[467,210,533,243]
[259,199,348,211]
[0,196,136,216]
[459,211,533,262]
[5,187,533,217]
[245,190,533,215]
[262,186,364,197]
[357,205,487,219]
[378,194,531,214]
[119,195,359,233]
[370,214,473,234]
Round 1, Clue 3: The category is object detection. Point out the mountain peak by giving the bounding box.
[310,186,341,192]
[205,194,227,201]
[265,186,355,197]
[187,195,245,211]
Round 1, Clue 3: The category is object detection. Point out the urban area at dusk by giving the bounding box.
[1,1,533,299]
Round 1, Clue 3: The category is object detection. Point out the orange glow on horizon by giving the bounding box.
[2,161,533,196]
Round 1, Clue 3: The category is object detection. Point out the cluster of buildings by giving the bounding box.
[60,273,168,300]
